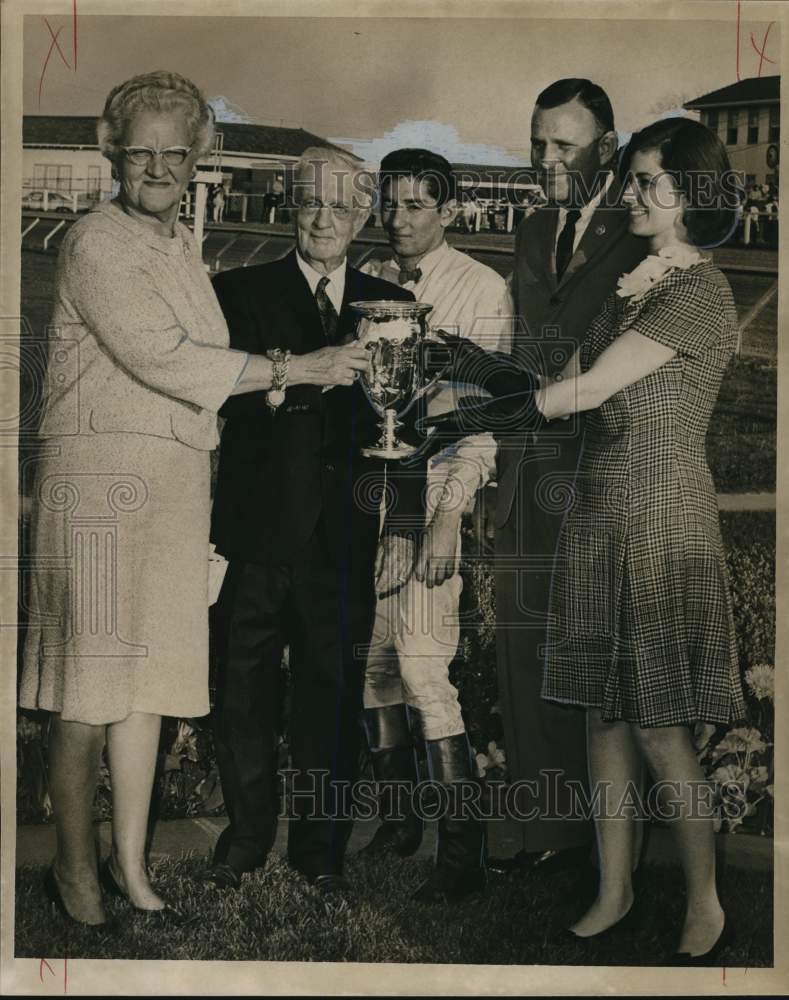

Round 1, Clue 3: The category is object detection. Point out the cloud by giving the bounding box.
[208,96,258,124]
[329,120,526,166]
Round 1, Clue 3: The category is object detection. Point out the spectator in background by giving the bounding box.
[262,173,285,223]
[743,201,760,246]
[763,195,778,247]
[461,193,479,233]
[212,185,225,223]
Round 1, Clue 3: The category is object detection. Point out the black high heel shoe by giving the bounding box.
[550,897,639,946]
[44,866,107,927]
[99,858,187,925]
[672,916,735,966]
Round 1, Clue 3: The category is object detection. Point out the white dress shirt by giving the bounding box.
[363,240,513,515]
[296,251,346,312]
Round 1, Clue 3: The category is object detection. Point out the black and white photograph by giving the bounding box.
[0,0,785,994]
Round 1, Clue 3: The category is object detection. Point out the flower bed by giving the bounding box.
[16,512,775,836]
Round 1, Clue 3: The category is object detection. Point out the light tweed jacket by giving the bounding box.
[40,199,247,449]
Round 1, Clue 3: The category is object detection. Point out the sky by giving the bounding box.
[23,11,781,165]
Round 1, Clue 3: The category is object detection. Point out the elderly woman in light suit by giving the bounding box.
[20,70,369,925]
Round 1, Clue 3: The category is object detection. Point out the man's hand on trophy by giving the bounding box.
[375,533,416,597]
[290,343,371,388]
[413,508,462,588]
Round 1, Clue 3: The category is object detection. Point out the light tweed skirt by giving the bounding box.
[20,432,212,724]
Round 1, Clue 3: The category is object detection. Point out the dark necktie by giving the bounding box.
[555,208,582,281]
[398,266,422,286]
[315,275,339,344]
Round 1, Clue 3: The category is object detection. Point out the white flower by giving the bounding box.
[475,740,506,777]
[711,726,768,760]
[745,663,775,702]
[656,245,702,268]
[616,246,702,302]
[172,720,200,762]
[712,763,748,789]
[749,766,769,787]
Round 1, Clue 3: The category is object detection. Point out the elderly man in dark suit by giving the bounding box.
[205,147,423,895]
[463,80,648,876]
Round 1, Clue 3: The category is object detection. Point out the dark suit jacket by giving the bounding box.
[490,178,648,851]
[496,176,648,529]
[210,250,423,571]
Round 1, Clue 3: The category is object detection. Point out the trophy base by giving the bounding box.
[361,408,416,460]
[361,442,417,460]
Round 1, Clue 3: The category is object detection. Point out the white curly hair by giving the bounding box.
[97,70,215,163]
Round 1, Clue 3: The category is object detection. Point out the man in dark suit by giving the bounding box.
[488,80,648,875]
[206,147,423,895]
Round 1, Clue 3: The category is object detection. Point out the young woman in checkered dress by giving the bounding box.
[536,120,745,963]
[427,118,744,963]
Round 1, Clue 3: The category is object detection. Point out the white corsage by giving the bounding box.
[616,245,702,302]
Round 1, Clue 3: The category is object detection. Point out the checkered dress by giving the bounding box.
[542,260,746,727]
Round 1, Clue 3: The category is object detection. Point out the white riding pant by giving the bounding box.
[363,457,467,741]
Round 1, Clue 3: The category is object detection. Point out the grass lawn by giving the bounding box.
[708,358,776,493]
[15,853,773,966]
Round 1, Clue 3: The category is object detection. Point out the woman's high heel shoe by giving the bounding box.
[99,858,186,925]
[550,897,639,946]
[44,866,106,927]
[672,916,735,966]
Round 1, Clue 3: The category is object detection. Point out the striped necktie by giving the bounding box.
[315,275,339,343]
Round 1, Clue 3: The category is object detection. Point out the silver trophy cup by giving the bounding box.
[349,299,442,459]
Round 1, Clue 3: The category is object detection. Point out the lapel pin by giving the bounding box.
[595,224,606,236]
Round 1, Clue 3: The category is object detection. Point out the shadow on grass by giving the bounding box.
[15,853,773,966]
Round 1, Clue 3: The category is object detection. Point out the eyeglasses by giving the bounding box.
[122,146,193,167]
[298,200,354,220]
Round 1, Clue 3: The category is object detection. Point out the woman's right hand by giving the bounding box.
[289,344,371,387]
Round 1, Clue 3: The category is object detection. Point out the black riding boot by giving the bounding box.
[358,705,423,857]
[412,732,486,903]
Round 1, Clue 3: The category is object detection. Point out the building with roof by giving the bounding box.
[22,115,357,220]
[684,76,780,187]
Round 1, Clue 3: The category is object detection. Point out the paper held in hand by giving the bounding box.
[208,542,229,606]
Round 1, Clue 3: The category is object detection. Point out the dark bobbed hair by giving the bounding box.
[535,78,615,135]
[620,117,743,249]
[378,148,457,206]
